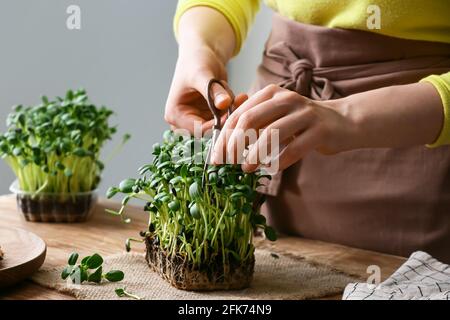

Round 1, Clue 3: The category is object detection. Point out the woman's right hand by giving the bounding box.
[164,7,246,134]
[165,45,233,133]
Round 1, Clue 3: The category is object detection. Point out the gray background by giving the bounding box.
[0,0,272,195]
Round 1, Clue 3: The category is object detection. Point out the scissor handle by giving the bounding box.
[206,79,235,129]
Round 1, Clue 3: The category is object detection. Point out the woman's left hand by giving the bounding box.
[211,81,444,173]
[210,84,357,172]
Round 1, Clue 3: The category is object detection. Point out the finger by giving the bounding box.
[277,128,321,171]
[226,99,301,163]
[191,71,233,110]
[211,86,277,164]
[245,126,321,173]
[226,84,279,126]
[242,112,312,171]
[234,93,248,109]
[170,109,208,134]
[212,81,233,110]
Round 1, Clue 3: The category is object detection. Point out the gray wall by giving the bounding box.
[0,1,272,195]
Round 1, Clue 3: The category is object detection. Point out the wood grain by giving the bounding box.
[0,194,405,300]
[0,227,46,288]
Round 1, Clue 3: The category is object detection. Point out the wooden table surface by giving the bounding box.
[0,194,406,300]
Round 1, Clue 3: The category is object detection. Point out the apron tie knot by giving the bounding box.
[262,41,336,100]
[287,59,313,97]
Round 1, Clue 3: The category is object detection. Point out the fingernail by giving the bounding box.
[210,150,218,164]
[215,94,227,105]
[242,163,252,173]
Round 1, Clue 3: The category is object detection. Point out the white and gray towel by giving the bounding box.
[343,251,450,300]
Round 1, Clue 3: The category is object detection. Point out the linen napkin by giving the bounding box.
[343,251,450,300]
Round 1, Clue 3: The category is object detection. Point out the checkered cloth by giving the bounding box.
[343,251,450,300]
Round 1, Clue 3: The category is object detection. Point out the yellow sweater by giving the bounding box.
[174,0,450,147]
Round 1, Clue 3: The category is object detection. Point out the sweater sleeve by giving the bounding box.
[173,0,260,56]
[420,72,450,147]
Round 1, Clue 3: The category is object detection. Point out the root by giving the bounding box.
[144,236,254,291]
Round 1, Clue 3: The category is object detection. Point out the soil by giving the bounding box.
[16,193,96,223]
[144,236,255,291]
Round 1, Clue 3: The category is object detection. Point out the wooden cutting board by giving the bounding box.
[0,226,46,288]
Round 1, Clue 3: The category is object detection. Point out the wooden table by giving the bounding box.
[0,194,406,300]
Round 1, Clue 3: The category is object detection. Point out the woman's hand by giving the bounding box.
[211,84,357,172]
[211,81,444,172]
[165,7,246,133]
[165,45,231,133]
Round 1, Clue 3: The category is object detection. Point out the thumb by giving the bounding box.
[211,82,232,110]
[196,75,233,110]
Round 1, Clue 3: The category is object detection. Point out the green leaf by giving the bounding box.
[180,164,188,178]
[169,176,182,185]
[168,200,180,211]
[12,147,22,156]
[85,253,103,269]
[61,265,73,280]
[218,167,228,176]
[88,266,103,283]
[68,252,79,265]
[81,256,91,265]
[70,266,87,284]
[125,239,132,252]
[114,287,141,300]
[64,168,73,177]
[157,161,171,170]
[242,203,252,214]
[73,148,88,157]
[189,181,201,200]
[189,203,201,220]
[115,288,125,297]
[150,177,162,188]
[96,160,105,171]
[119,179,136,193]
[189,166,203,173]
[13,104,23,112]
[252,214,266,225]
[160,195,171,203]
[55,161,65,170]
[208,172,218,184]
[152,143,161,154]
[105,270,124,282]
[230,192,245,200]
[264,226,277,241]
[66,90,74,100]
[20,159,30,168]
[106,187,119,199]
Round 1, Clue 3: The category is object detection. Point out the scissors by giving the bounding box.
[202,78,235,187]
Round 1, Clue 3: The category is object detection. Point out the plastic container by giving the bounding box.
[10,181,97,223]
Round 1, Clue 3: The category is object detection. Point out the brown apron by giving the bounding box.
[255,14,450,263]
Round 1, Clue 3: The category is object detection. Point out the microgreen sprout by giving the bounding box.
[115,287,142,300]
[107,130,277,269]
[0,89,128,196]
[61,252,125,284]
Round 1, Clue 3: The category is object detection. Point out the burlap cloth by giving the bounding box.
[31,249,357,300]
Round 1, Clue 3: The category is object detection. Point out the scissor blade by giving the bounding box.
[202,129,220,186]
